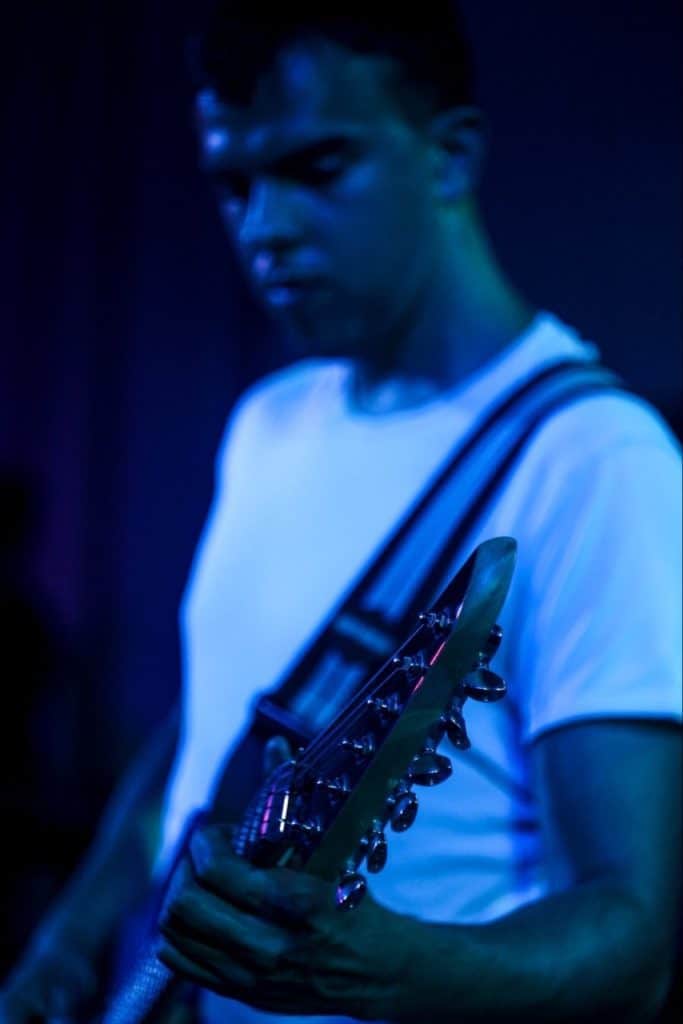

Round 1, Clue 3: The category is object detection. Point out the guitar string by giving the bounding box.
[294,624,452,777]
[105,652,443,1020]
[110,639,456,1014]
[295,664,408,776]
[293,602,464,775]
[292,621,433,770]
[235,659,411,849]
[294,562,474,772]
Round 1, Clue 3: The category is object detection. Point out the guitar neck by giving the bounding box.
[98,537,516,1023]
[98,950,178,1024]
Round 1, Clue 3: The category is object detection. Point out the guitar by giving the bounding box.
[98,535,517,1022]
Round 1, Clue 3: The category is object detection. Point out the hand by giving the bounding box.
[156,823,413,1019]
[0,945,98,1024]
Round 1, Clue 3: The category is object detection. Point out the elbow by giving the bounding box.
[634,957,678,1023]
[613,899,679,1023]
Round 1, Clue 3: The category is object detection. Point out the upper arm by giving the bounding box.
[531,718,682,967]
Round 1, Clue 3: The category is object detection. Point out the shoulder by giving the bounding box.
[499,385,681,634]
[513,388,680,507]
[534,388,679,462]
[230,358,346,434]
[214,359,347,473]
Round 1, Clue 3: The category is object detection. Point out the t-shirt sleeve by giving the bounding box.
[513,438,682,743]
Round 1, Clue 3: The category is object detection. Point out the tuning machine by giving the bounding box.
[408,742,452,786]
[386,782,418,832]
[358,818,388,873]
[461,667,506,702]
[460,624,506,702]
[440,698,471,750]
[336,863,367,911]
[482,623,504,661]
[341,733,376,759]
[391,653,428,679]
[418,610,453,635]
[314,773,351,801]
[366,692,402,725]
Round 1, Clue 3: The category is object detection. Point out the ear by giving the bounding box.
[428,106,487,202]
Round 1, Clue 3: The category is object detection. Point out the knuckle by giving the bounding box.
[289,875,326,917]
[189,828,212,871]
[261,871,318,923]
[161,877,195,926]
[190,831,221,888]
[243,867,267,908]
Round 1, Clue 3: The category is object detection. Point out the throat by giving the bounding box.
[348,301,537,417]
[347,370,447,416]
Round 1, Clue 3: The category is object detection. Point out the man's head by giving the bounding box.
[189,4,483,364]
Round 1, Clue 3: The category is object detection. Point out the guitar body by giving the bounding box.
[97,536,516,1023]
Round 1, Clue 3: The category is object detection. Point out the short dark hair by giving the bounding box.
[187,3,475,124]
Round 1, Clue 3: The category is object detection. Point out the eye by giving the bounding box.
[295,150,350,188]
[276,140,355,189]
[307,153,346,181]
[213,171,250,202]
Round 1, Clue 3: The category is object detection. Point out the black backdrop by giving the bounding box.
[1,0,681,973]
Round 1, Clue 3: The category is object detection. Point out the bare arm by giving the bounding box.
[394,718,682,1022]
[155,717,681,1023]
[1,703,180,1015]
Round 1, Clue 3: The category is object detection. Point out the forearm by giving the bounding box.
[393,880,672,1024]
[28,801,153,961]
[25,706,179,963]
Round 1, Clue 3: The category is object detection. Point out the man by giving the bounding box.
[1,4,680,1022]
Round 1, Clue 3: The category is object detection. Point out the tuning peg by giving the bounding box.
[408,747,452,786]
[362,819,388,873]
[314,774,351,798]
[366,693,401,722]
[391,653,427,677]
[387,786,418,831]
[418,611,453,633]
[336,869,367,911]
[341,734,376,758]
[461,667,506,702]
[286,817,322,838]
[441,701,471,750]
[480,624,503,663]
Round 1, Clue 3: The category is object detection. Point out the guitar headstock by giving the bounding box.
[233,536,517,909]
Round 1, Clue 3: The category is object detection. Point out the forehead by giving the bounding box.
[195,40,402,165]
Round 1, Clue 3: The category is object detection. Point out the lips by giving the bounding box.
[259,273,327,309]
[260,273,321,289]
[262,281,322,308]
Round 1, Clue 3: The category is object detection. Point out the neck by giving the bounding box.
[350,201,537,413]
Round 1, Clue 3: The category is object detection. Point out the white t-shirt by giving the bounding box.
[156,312,682,1024]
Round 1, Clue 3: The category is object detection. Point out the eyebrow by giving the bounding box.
[202,132,362,179]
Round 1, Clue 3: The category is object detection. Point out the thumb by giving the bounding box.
[262,734,293,779]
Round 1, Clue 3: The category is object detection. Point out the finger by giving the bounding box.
[156,940,227,995]
[262,735,292,778]
[259,867,332,927]
[160,860,295,969]
[190,826,330,924]
[157,935,314,1016]
[159,925,272,988]
[189,827,269,910]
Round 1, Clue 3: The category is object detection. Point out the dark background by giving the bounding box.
[1,0,681,976]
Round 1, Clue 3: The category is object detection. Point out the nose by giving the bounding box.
[237,177,301,257]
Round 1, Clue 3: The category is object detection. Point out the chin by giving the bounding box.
[281,319,364,362]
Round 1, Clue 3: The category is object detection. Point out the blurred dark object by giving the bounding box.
[0,471,97,977]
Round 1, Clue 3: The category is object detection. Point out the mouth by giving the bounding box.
[261,279,327,309]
